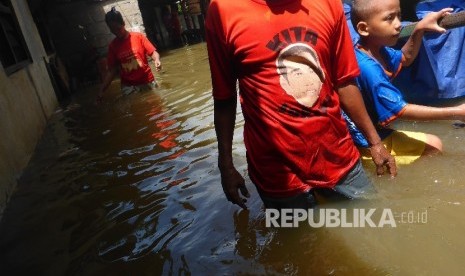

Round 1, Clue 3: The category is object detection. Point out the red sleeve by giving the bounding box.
[205,1,237,100]
[330,1,360,86]
[141,33,156,56]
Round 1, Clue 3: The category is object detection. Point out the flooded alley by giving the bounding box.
[2,43,465,275]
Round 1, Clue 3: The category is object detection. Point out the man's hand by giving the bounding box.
[369,142,397,177]
[219,166,250,209]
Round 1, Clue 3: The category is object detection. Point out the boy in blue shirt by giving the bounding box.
[346,0,465,164]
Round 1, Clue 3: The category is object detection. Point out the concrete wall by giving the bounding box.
[0,0,57,215]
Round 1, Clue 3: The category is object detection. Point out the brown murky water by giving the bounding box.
[2,43,465,275]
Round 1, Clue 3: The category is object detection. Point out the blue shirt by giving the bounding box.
[344,46,407,147]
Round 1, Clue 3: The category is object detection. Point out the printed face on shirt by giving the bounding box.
[277,43,324,108]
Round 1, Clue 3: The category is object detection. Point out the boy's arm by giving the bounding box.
[401,103,465,121]
[402,8,452,66]
[96,65,118,103]
[338,81,397,177]
[150,50,162,71]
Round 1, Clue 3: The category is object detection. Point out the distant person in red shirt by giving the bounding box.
[97,7,162,102]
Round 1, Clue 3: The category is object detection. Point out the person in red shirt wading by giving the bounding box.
[97,7,162,102]
[205,0,397,211]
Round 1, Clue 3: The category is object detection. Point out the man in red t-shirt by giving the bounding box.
[97,7,162,102]
[205,0,397,210]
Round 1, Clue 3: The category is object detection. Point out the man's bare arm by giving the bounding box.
[214,97,250,209]
[338,81,397,177]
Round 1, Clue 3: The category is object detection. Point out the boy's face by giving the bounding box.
[107,21,126,39]
[364,0,402,46]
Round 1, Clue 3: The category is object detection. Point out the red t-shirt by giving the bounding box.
[107,32,156,86]
[206,0,361,198]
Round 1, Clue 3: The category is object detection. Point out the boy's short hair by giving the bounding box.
[105,7,124,25]
[350,0,378,28]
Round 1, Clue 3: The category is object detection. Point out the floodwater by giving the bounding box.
[2,42,465,275]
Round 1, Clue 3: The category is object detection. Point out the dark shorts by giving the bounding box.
[258,160,375,210]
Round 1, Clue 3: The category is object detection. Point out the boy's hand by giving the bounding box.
[418,8,454,33]
[154,60,162,71]
[369,142,397,178]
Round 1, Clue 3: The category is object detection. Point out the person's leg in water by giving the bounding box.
[121,81,159,95]
[121,85,138,96]
[258,189,317,210]
[334,159,375,199]
[258,159,374,210]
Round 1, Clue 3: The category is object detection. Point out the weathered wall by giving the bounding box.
[0,0,57,215]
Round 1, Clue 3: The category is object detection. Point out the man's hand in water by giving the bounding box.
[220,166,250,209]
[369,142,397,177]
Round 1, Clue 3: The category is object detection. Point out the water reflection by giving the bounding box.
[1,43,465,274]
